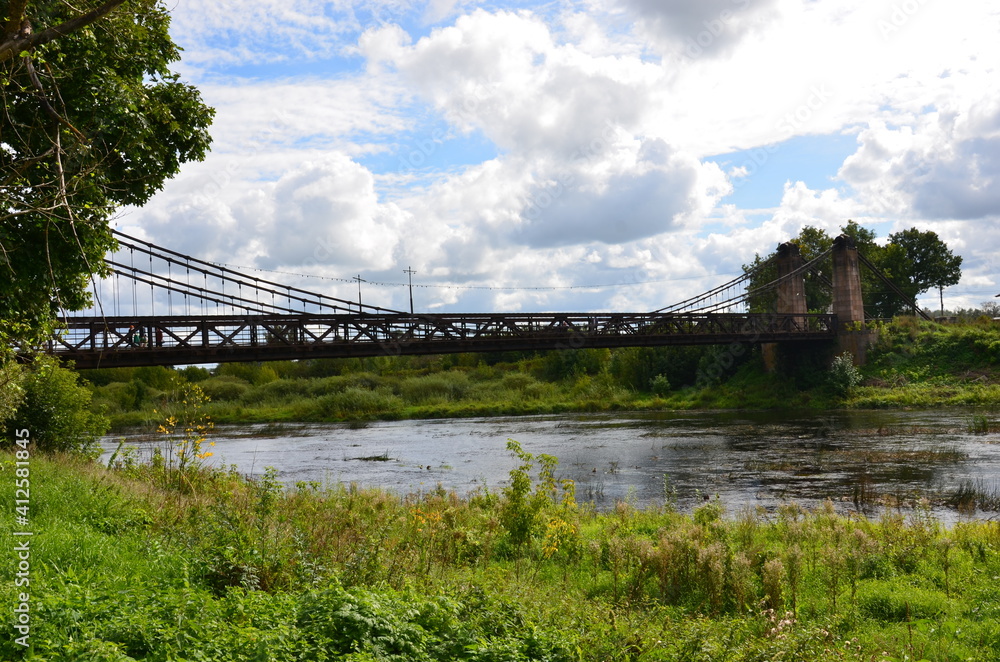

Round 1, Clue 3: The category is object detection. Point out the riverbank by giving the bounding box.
[82,316,1000,430]
[4,449,1000,660]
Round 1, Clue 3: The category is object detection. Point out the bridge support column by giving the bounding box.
[832,234,875,365]
[763,242,808,372]
[776,242,808,322]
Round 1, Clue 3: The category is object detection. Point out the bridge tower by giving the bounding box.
[775,242,807,322]
[831,234,875,364]
[762,242,808,371]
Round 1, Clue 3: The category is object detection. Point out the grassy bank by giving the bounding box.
[4,447,1000,660]
[846,316,1000,409]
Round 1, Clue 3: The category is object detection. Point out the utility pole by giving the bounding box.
[404,266,416,314]
[353,275,365,312]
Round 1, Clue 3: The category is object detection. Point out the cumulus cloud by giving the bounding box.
[621,0,780,60]
[840,96,1000,221]
[368,11,661,154]
[360,10,727,253]
[515,139,729,246]
[258,158,407,269]
[123,0,1000,315]
[134,156,407,275]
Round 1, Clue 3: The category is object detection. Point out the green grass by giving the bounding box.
[7,448,1000,660]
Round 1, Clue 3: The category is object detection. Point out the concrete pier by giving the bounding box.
[831,234,875,364]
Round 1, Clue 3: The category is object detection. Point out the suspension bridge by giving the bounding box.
[38,232,919,369]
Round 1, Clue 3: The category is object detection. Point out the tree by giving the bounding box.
[743,222,963,320]
[1,0,214,347]
[877,229,962,317]
[9,356,108,453]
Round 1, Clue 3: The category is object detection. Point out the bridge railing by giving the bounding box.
[38,312,837,368]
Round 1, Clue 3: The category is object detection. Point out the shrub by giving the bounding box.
[179,365,211,382]
[399,372,470,403]
[649,374,671,396]
[314,387,401,419]
[828,352,862,395]
[199,376,252,401]
[499,372,537,391]
[216,362,279,386]
[243,378,314,405]
[9,356,109,453]
[134,365,181,390]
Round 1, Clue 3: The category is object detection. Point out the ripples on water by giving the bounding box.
[103,409,1000,522]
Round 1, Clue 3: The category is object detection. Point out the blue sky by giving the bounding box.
[120,0,1000,314]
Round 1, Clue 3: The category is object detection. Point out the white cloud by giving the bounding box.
[360,10,727,254]
[121,0,1000,315]
[168,0,417,67]
[840,90,1000,221]
[621,0,781,60]
[130,154,409,271]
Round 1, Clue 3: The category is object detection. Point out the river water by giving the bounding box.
[104,409,1000,520]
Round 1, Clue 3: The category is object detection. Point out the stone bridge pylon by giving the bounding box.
[771,234,876,366]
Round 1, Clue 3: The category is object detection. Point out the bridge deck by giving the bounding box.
[43,312,837,368]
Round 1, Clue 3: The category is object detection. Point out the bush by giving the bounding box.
[179,365,211,382]
[828,351,862,395]
[9,356,109,453]
[314,387,401,419]
[199,376,252,402]
[539,348,608,381]
[399,372,470,403]
[649,374,671,396]
[242,378,314,405]
[216,362,279,386]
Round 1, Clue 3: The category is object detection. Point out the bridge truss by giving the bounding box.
[49,311,837,369]
[35,231,844,368]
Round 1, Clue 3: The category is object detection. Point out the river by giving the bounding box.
[104,408,1000,521]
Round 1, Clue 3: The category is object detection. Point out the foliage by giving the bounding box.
[0,0,213,347]
[876,228,963,317]
[744,224,836,313]
[649,373,671,396]
[154,382,214,475]
[8,355,108,452]
[828,351,863,395]
[7,451,1000,660]
[742,222,963,319]
[538,347,608,381]
[610,345,704,391]
[0,360,25,430]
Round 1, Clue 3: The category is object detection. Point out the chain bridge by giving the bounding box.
[37,232,924,369]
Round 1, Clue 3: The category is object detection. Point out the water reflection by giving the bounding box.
[104,409,1000,521]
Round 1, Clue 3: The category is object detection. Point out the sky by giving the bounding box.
[116,0,1000,315]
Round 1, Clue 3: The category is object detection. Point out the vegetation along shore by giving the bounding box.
[66,313,1000,432]
[5,440,1000,660]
